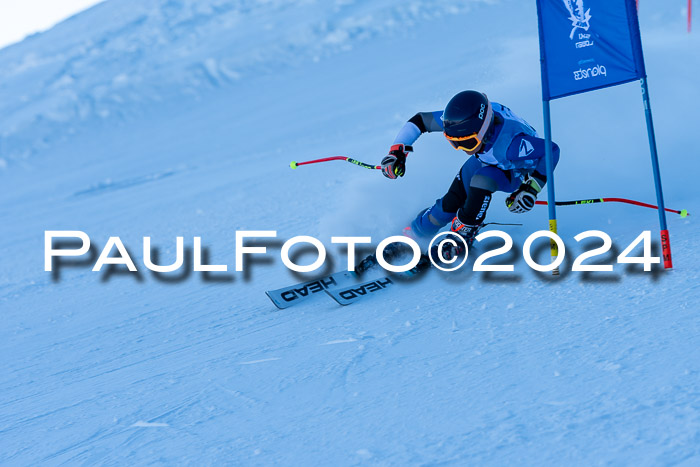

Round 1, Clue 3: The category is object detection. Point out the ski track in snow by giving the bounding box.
[1,0,699,465]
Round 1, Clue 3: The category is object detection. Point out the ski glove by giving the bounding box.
[381,144,412,179]
[506,178,542,213]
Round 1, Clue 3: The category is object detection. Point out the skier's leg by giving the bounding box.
[456,165,515,225]
[409,157,480,237]
[410,192,459,238]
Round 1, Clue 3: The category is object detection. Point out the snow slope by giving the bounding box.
[1,0,698,464]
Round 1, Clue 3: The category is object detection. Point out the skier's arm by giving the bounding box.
[506,134,561,186]
[392,111,445,146]
[382,111,444,179]
[504,134,560,213]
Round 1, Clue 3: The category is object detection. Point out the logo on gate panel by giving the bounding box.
[563,0,592,39]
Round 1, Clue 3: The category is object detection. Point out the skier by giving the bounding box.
[381,90,560,253]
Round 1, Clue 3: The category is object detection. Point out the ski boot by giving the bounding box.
[430,219,483,264]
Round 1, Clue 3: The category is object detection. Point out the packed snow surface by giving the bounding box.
[1,0,698,464]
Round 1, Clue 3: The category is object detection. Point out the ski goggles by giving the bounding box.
[444,132,483,153]
[443,102,493,154]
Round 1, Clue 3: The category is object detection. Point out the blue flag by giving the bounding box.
[536,0,646,100]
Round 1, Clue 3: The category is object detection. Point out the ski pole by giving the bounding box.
[535,198,689,217]
[290,156,380,170]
